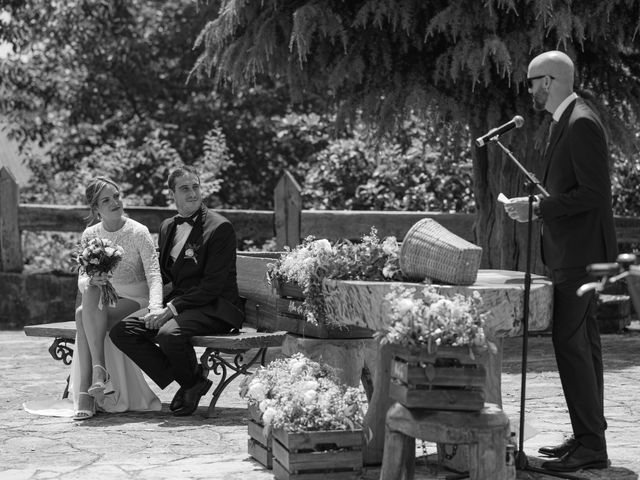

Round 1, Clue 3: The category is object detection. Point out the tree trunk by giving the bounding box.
[471,121,547,276]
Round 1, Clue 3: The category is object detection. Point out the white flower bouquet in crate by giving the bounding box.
[376,284,497,411]
[240,353,367,478]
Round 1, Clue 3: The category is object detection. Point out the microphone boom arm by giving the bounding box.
[494,140,550,197]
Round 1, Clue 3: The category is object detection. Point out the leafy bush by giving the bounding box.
[303,117,476,213]
[22,231,80,274]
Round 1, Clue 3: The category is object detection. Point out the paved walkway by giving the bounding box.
[1,326,639,480]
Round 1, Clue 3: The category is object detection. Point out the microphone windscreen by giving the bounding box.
[513,115,524,128]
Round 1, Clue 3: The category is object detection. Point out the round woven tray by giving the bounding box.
[399,218,482,285]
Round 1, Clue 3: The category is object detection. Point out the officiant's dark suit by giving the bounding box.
[506,51,617,472]
[110,166,244,416]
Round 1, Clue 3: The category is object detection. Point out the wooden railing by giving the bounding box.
[1,166,639,272]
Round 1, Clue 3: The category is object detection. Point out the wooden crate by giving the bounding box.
[272,428,363,480]
[247,404,273,469]
[389,345,486,411]
[275,280,305,300]
[274,282,372,339]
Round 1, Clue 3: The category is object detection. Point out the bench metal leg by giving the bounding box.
[200,347,268,417]
[48,338,75,399]
[48,338,75,365]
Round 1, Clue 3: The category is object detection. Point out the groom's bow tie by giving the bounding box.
[175,213,198,226]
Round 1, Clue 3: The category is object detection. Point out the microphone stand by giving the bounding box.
[492,139,586,480]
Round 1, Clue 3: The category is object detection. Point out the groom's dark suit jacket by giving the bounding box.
[158,205,244,330]
[539,98,618,270]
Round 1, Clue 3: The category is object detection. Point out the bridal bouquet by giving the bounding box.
[75,236,124,310]
[376,284,496,357]
[240,353,366,434]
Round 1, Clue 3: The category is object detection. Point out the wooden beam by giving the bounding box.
[18,204,274,238]
[302,210,477,243]
[274,171,302,249]
[0,167,23,272]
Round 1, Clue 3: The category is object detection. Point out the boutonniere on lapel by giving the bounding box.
[183,242,200,265]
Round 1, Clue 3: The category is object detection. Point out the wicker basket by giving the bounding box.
[399,218,482,285]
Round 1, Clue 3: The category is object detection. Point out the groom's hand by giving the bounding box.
[143,307,173,330]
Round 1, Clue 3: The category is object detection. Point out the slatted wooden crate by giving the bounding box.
[389,345,486,411]
[272,428,363,480]
[247,404,273,469]
[273,280,372,339]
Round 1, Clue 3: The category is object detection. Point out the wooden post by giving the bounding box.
[0,166,23,272]
[274,171,301,249]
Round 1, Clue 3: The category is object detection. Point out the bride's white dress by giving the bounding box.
[24,218,163,416]
[24,334,162,416]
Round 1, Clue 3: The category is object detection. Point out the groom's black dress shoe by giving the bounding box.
[169,388,185,412]
[538,436,576,458]
[542,444,609,472]
[173,377,213,417]
[170,366,207,412]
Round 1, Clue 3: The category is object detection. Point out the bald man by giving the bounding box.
[505,51,617,472]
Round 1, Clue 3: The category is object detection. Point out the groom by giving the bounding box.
[110,166,245,416]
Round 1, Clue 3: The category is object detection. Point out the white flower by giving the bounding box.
[259,399,275,412]
[382,264,395,278]
[381,236,399,255]
[395,298,415,316]
[313,239,332,252]
[303,389,317,403]
[247,381,267,401]
[289,359,306,376]
[300,380,319,391]
[262,407,277,425]
[89,258,100,265]
[104,247,115,257]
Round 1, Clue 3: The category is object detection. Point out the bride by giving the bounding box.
[25,176,163,419]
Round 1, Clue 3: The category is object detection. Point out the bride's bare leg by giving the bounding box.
[81,286,108,385]
[74,305,94,412]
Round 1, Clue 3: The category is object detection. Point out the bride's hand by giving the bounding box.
[89,272,110,286]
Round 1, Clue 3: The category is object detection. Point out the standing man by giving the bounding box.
[110,166,244,416]
[504,50,617,472]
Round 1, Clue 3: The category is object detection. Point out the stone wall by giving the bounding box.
[0,272,77,329]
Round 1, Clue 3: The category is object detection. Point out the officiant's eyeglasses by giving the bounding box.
[527,75,555,89]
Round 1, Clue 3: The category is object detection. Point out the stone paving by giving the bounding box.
[1,326,639,480]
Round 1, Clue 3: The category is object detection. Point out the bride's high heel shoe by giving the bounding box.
[73,392,95,421]
[88,365,114,401]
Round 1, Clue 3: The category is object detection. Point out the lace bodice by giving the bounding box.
[79,218,163,311]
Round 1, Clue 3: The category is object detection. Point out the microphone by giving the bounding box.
[475,115,524,147]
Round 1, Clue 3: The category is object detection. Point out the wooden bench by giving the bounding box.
[24,320,286,417]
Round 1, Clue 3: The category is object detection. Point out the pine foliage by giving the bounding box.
[194,0,640,144]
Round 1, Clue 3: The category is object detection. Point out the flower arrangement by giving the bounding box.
[266,227,403,324]
[75,236,124,309]
[376,284,496,357]
[239,353,366,434]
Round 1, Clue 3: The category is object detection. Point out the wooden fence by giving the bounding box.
[1,166,639,273]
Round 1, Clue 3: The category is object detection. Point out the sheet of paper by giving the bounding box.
[497,192,512,204]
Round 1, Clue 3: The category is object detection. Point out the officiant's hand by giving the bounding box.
[142,307,173,330]
[504,196,540,222]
